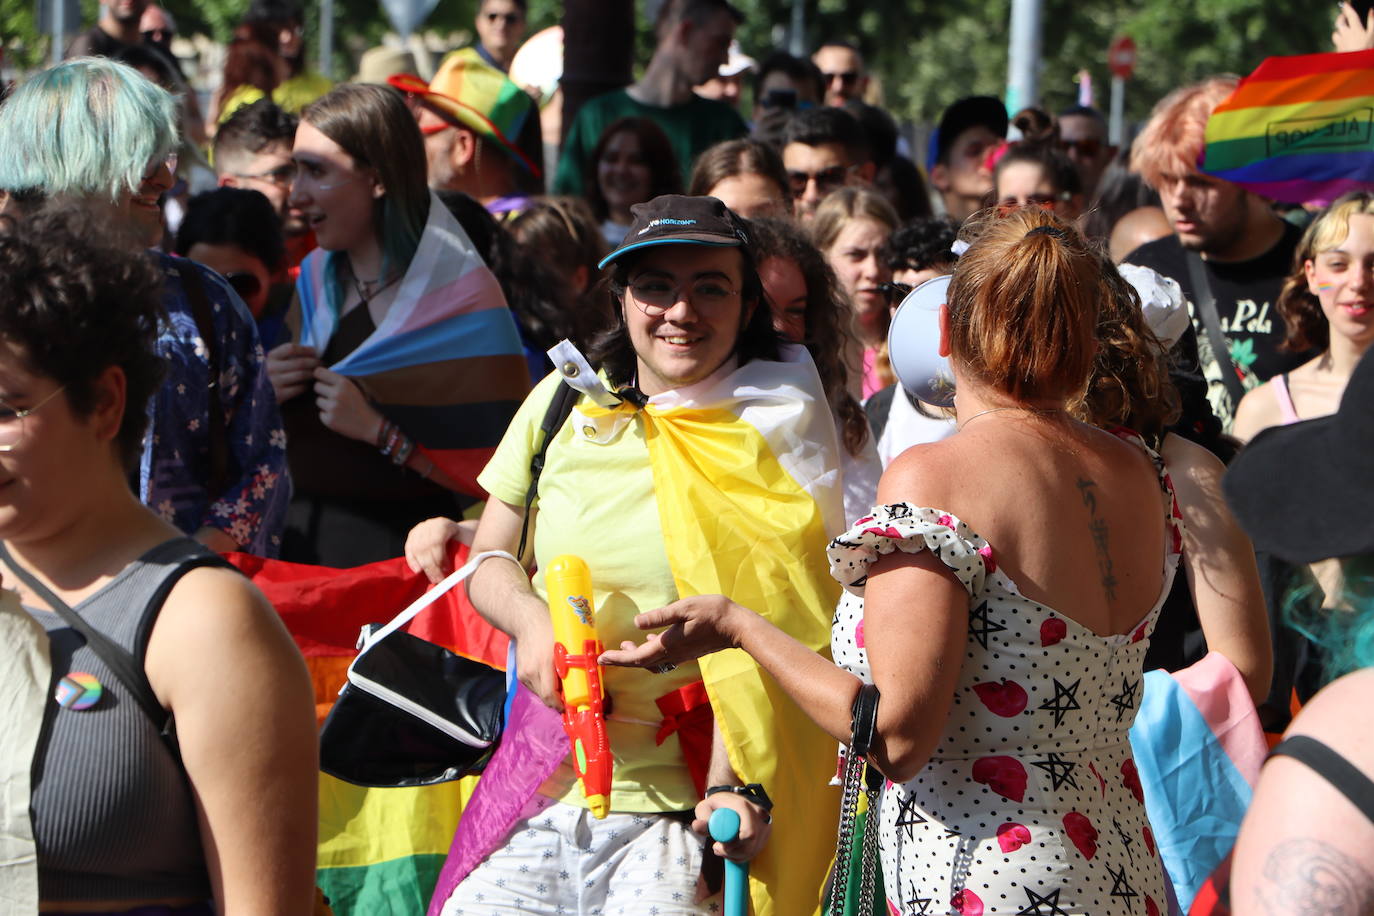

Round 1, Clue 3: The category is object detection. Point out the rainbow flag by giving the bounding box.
[1201,49,1374,206]
[296,193,530,499]
[227,546,507,916]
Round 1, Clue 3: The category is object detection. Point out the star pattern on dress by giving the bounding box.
[1113,817,1136,865]
[1108,864,1139,904]
[1030,752,1079,791]
[1016,885,1070,915]
[1037,678,1082,727]
[895,792,928,839]
[904,889,934,915]
[1109,676,1140,722]
[969,600,1007,650]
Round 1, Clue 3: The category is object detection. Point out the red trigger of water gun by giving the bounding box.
[546,554,612,818]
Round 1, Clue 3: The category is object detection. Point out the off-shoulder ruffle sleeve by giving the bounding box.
[827,503,994,597]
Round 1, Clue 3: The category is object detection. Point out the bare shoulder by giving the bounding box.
[1286,669,1374,760]
[877,438,962,506]
[1161,432,1226,493]
[144,566,304,702]
[1232,380,1281,443]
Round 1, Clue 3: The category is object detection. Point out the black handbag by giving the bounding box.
[318,549,520,788]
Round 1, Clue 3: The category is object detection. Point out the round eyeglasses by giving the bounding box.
[628,277,740,317]
[0,385,67,451]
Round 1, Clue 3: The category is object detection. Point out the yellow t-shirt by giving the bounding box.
[477,371,701,813]
[219,70,335,123]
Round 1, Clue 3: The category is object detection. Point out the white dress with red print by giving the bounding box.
[827,433,1182,916]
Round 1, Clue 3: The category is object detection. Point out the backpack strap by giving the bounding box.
[178,261,231,500]
[517,380,579,560]
[1184,250,1248,410]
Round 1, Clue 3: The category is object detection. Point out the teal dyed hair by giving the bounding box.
[301,84,428,317]
[0,58,179,203]
[1284,563,1374,681]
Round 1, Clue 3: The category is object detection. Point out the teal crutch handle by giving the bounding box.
[709,807,747,916]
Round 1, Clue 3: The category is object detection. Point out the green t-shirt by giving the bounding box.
[477,371,701,813]
[552,89,748,196]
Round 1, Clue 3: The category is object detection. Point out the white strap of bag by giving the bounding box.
[350,549,521,669]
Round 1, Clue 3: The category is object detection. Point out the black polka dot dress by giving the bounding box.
[826,439,1183,916]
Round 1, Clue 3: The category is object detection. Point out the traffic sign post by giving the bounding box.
[1107,35,1136,147]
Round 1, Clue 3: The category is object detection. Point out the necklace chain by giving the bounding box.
[956,405,1064,431]
[350,264,400,304]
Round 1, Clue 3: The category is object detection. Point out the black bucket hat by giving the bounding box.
[598,195,749,270]
[1224,348,1374,564]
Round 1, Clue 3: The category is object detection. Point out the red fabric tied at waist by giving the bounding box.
[655,680,715,797]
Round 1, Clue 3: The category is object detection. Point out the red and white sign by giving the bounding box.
[1108,35,1137,79]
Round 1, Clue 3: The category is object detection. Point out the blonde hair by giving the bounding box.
[1130,77,1238,188]
[1277,191,1374,353]
[810,186,898,252]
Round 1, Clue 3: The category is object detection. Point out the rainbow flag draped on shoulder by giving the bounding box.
[1201,49,1374,206]
[429,345,845,916]
[295,192,530,498]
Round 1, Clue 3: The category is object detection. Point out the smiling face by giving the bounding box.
[0,341,121,544]
[116,156,173,247]
[597,129,653,224]
[1306,213,1374,346]
[759,256,807,343]
[622,245,749,396]
[825,217,892,340]
[289,120,382,253]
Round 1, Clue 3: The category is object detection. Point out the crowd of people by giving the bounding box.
[1,0,1373,914]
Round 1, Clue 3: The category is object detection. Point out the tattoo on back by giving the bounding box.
[1260,837,1374,915]
[1076,477,1117,600]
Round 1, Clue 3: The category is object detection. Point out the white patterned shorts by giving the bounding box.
[440,797,721,916]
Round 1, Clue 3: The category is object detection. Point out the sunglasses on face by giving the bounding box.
[224,272,263,301]
[1058,137,1102,158]
[484,12,522,24]
[822,71,860,85]
[878,281,913,305]
[996,193,1066,216]
[787,165,851,196]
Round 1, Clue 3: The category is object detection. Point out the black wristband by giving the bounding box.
[705,783,774,811]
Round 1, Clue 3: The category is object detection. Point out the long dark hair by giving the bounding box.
[584,117,682,223]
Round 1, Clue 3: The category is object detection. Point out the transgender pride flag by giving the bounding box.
[1201,49,1374,207]
[296,192,530,499]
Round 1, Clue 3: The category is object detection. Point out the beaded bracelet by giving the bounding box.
[375,419,396,449]
[392,435,415,466]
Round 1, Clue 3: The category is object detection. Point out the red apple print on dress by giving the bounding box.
[978,544,997,573]
[864,526,902,538]
[886,899,899,916]
[1146,895,1160,916]
[951,888,984,916]
[1040,617,1067,647]
[996,822,1032,853]
[856,515,874,526]
[971,756,1027,802]
[1121,759,1145,804]
[1131,622,1148,643]
[972,679,1028,717]
[1142,824,1156,856]
[855,619,865,648]
[1062,811,1098,860]
[938,514,954,528]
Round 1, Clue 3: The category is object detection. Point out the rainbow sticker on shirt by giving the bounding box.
[54,672,102,710]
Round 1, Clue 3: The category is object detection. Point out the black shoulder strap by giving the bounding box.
[0,541,170,738]
[178,262,231,499]
[1184,250,1247,409]
[517,380,579,559]
[1271,735,1374,826]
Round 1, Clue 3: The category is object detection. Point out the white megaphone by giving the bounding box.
[887,275,956,407]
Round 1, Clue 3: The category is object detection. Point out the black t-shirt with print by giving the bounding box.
[1125,222,1315,433]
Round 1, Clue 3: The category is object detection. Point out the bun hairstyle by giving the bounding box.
[948,208,1103,402]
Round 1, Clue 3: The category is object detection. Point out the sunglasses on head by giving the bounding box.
[224,272,263,301]
[787,165,851,195]
[1058,137,1102,158]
